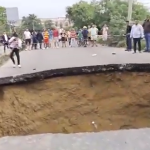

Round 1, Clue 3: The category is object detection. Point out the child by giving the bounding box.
[78,29,83,47]
[70,28,76,47]
[61,32,66,47]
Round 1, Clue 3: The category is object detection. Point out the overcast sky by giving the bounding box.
[0,0,149,18]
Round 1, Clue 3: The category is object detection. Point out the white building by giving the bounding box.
[40,17,72,27]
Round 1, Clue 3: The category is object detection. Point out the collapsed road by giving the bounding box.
[0,47,150,150]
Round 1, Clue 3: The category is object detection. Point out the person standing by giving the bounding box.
[102,24,108,46]
[87,26,91,46]
[31,31,38,50]
[143,16,150,52]
[70,28,77,47]
[130,21,144,53]
[77,29,83,47]
[43,29,49,49]
[9,33,22,68]
[67,30,71,46]
[53,27,59,48]
[2,32,9,53]
[61,30,67,48]
[48,29,53,48]
[125,21,132,51]
[36,30,43,49]
[90,25,98,47]
[82,26,88,47]
[23,29,31,50]
[2,32,9,54]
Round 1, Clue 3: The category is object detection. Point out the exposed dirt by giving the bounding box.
[0,72,150,137]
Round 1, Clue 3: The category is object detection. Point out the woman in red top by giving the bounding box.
[70,28,76,47]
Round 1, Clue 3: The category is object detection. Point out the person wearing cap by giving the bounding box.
[82,26,88,47]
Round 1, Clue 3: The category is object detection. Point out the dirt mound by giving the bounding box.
[0,72,150,137]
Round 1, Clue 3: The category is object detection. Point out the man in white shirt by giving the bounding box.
[90,25,98,47]
[24,29,31,50]
[130,21,144,53]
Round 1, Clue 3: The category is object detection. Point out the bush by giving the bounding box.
[97,35,126,47]
[116,40,126,47]
[97,36,147,50]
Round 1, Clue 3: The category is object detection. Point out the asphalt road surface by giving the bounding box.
[0,128,150,150]
[0,46,150,78]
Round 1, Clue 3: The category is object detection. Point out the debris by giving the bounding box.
[112,52,116,55]
[92,121,97,129]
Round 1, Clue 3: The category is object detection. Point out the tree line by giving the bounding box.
[65,0,150,47]
[66,0,150,35]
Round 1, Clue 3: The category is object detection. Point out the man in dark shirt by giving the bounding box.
[143,16,150,52]
[125,21,132,51]
[82,26,88,47]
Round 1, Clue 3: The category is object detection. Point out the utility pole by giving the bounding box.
[32,21,35,31]
[127,0,133,21]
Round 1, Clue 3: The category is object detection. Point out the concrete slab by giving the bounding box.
[0,128,150,150]
[0,46,150,85]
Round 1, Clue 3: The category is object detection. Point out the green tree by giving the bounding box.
[66,0,150,47]
[44,20,54,29]
[21,14,43,31]
[0,6,7,34]
[66,1,95,28]
[66,0,150,34]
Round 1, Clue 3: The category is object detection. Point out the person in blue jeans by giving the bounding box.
[125,21,132,51]
[143,17,150,52]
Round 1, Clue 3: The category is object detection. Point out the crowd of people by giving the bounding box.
[22,24,108,50]
[0,24,109,68]
[2,16,150,68]
[126,16,150,53]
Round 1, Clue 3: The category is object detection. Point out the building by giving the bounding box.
[40,17,72,27]
[13,17,73,28]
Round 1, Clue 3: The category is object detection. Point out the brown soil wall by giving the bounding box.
[0,72,150,137]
